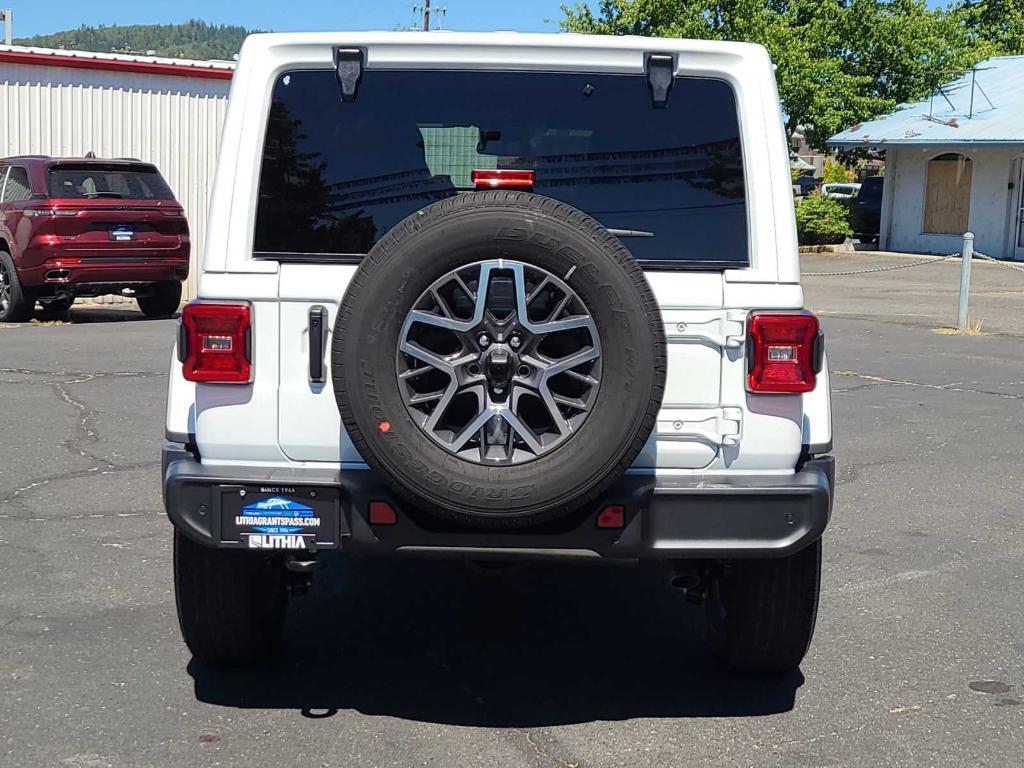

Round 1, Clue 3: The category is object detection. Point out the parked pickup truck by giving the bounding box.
[163,32,834,675]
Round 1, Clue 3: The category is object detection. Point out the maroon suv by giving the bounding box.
[0,156,190,322]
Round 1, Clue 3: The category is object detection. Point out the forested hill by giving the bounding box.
[14,20,254,61]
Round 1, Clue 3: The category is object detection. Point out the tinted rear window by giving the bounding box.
[254,69,748,267]
[47,164,174,200]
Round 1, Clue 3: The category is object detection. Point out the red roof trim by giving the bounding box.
[0,50,234,81]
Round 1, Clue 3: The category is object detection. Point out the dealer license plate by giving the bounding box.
[220,485,340,550]
[110,225,135,241]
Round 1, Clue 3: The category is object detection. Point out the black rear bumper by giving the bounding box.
[163,446,833,560]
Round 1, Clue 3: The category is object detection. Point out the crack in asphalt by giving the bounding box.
[0,461,159,506]
[834,370,1024,400]
[0,371,160,504]
[0,368,163,382]
[508,730,582,768]
[0,510,157,522]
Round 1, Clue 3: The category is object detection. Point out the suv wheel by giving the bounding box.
[0,251,35,323]
[173,531,288,666]
[137,281,182,318]
[333,191,666,528]
[704,539,822,674]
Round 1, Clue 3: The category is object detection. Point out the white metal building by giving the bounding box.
[0,45,234,297]
[829,56,1024,261]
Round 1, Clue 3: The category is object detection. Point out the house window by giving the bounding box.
[923,153,972,235]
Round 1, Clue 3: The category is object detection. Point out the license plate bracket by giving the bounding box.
[220,485,341,551]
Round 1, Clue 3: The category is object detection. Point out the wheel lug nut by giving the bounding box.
[509,336,522,349]
[478,334,490,347]
[516,364,530,377]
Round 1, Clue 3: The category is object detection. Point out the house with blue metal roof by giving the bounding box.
[829,55,1024,261]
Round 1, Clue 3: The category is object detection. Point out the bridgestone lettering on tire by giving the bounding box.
[332,191,666,528]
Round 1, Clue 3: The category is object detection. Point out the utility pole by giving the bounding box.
[1,9,12,46]
[412,1,447,31]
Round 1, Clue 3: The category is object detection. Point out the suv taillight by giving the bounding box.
[180,302,252,384]
[746,313,821,394]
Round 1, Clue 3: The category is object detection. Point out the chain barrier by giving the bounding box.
[973,250,1024,273]
[802,252,959,277]
[804,250,1024,277]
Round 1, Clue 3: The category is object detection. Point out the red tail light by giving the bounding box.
[180,302,252,384]
[746,313,820,394]
[472,169,535,191]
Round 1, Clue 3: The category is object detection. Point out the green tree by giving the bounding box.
[15,20,255,61]
[560,1,998,148]
[958,0,1024,54]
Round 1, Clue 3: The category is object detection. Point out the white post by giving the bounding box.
[957,232,974,332]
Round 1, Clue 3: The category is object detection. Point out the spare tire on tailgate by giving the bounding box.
[332,191,665,528]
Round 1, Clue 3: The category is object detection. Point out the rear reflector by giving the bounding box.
[597,505,625,529]
[181,302,252,384]
[747,312,820,394]
[368,501,397,525]
[472,169,535,191]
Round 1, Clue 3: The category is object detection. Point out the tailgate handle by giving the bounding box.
[308,305,327,384]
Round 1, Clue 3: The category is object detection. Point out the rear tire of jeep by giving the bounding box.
[332,191,666,528]
[704,539,822,675]
[173,531,288,667]
[0,251,35,323]
[138,281,182,318]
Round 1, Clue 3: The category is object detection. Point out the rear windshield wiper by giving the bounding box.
[83,191,124,199]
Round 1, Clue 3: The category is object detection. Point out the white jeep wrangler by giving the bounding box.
[163,32,833,674]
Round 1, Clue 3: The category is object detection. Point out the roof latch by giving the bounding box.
[333,48,365,103]
[645,53,675,109]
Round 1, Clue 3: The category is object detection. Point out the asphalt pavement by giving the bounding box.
[1,258,1022,767]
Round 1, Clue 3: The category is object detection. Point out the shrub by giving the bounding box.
[822,158,852,184]
[795,193,853,245]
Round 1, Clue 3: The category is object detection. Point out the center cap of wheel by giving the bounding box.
[396,260,603,465]
[483,345,515,401]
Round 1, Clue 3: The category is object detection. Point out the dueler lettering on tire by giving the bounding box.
[332,191,666,528]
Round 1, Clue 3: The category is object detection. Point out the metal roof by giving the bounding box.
[828,55,1024,149]
[0,44,235,80]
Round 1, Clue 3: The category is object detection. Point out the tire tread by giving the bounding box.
[332,192,666,526]
[173,531,287,666]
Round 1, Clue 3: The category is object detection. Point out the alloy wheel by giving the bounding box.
[396,260,602,465]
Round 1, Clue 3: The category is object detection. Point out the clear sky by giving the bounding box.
[9,0,573,39]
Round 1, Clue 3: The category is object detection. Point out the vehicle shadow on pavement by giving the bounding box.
[190,555,804,726]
